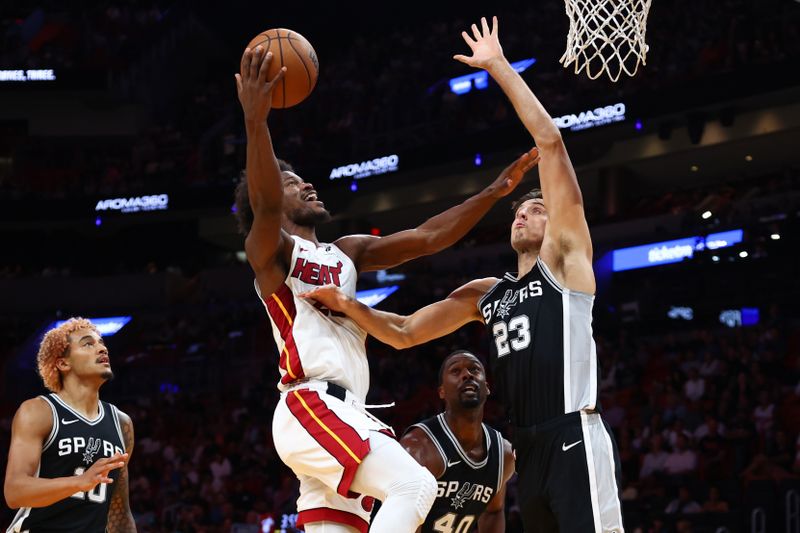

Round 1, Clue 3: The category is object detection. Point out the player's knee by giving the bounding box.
[415,469,438,520]
[387,465,437,522]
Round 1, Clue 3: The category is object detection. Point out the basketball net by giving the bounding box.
[559,0,653,82]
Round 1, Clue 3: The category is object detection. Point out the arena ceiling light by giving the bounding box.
[51,316,132,337]
[355,286,399,308]
[667,306,694,320]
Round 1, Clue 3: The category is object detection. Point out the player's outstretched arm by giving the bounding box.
[107,411,136,533]
[336,149,539,272]
[235,46,291,294]
[4,399,127,509]
[477,439,515,533]
[456,17,594,293]
[300,278,496,349]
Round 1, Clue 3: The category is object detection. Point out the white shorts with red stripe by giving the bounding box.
[273,381,394,532]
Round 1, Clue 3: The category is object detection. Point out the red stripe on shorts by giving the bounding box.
[286,388,370,496]
[297,508,369,533]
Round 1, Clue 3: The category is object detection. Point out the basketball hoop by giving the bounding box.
[559,0,653,82]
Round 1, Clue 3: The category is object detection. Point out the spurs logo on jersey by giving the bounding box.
[440,481,493,509]
[7,394,126,533]
[495,289,517,319]
[478,259,600,427]
[407,414,504,533]
[481,280,542,322]
[82,438,101,463]
[255,235,370,401]
[56,436,123,464]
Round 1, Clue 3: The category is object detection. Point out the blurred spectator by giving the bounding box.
[753,390,775,435]
[664,434,697,476]
[664,487,702,514]
[684,368,705,402]
[640,434,669,480]
[663,419,692,450]
[694,415,725,441]
[701,486,730,513]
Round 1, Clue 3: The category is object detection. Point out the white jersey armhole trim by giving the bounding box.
[409,423,449,478]
[536,257,564,294]
[39,396,58,452]
[537,257,595,299]
[109,404,126,452]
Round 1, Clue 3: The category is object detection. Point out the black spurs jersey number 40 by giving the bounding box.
[478,259,600,427]
[408,414,505,533]
[7,394,126,533]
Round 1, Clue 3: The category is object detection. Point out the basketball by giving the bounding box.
[245,28,319,108]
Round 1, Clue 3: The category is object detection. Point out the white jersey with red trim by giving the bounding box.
[255,235,370,401]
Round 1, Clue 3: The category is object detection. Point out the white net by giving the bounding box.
[559,0,653,82]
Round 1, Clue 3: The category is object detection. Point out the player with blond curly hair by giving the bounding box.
[4,317,136,533]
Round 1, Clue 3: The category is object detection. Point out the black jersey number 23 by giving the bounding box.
[491,314,531,357]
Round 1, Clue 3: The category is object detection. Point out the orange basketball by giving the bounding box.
[245,28,319,109]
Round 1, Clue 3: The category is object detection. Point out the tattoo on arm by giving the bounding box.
[107,413,136,533]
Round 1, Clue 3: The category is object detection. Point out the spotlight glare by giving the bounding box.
[701,210,712,220]
[690,165,699,172]
[770,233,780,240]
[739,251,748,258]
[712,255,720,262]
[744,155,753,162]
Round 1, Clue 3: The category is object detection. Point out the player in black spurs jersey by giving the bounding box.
[402,351,514,533]
[4,318,135,533]
[302,16,624,533]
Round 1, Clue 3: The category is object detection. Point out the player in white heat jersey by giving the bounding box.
[255,235,371,401]
[233,46,539,533]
